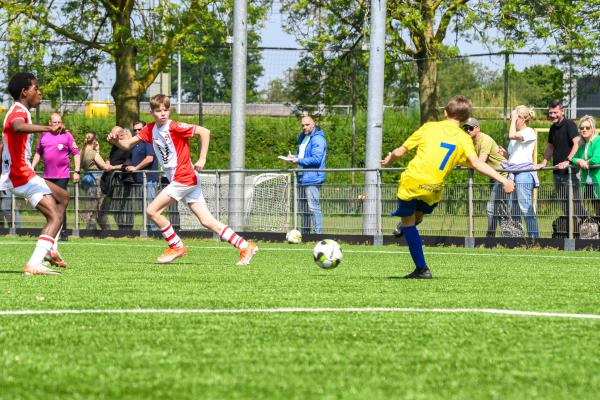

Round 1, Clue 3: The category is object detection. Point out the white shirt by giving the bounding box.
[507,127,537,164]
[298,135,311,159]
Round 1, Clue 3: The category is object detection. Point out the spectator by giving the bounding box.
[31,112,80,241]
[571,115,600,216]
[126,120,159,231]
[505,105,539,238]
[288,115,327,235]
[80,132,110,229]
[464,117,508,238]
[536,100,586,217]
[100,126,133,230]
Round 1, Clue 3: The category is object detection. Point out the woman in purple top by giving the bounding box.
[31,113,81,240]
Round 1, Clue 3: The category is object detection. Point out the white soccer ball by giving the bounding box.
[313,239,343,269]
[286,229,302,244]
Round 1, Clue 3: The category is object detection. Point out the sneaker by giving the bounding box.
[403,268,432,279]
[237,242,258,266]
[24,263,61,276]
[393,221,404,238]
[157,245,187,264]
[44,250,67,268]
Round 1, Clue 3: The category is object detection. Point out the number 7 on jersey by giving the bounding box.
[439,142,456,170]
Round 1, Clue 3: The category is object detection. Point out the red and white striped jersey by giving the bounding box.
[138,120,197,186]
[0,102,35,189]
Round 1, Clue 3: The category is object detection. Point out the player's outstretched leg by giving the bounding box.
[25,193,65,275]
[189,202,257,265]
[147,192,187,264]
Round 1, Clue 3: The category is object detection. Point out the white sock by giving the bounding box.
[160,224,183,248]
[28,235,55,266]
[219,226,248,249]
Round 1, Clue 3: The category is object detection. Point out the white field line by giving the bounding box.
[1,240,600,260]
[1,307,600,320]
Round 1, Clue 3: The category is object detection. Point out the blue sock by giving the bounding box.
[402,225,427,269]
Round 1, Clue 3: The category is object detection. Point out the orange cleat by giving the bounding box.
[44,250,67,268]
[237,242,258,266]
[157,245,187,264]
[24,263,61,276]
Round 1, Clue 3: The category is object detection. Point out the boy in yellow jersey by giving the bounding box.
[381,96,514,279]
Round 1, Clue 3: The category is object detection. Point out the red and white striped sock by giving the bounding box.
[219,226,248,249]
[28,235,55,266]
[160,224,184,248]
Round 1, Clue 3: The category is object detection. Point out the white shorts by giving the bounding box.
[162,181,206,204]
[11,175,53,208]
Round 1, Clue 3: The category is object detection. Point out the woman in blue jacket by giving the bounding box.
[288,116,327,234]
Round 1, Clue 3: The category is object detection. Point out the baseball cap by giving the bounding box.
[463,117,480,128]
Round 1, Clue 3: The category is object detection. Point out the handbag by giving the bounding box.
[81,173,97,190]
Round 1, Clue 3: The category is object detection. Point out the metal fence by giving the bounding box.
[1,167,598,247]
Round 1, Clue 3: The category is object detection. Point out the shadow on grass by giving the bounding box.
[0,270,25,274]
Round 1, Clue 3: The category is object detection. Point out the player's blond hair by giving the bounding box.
[445,96,472,123]
[149,94,170,111]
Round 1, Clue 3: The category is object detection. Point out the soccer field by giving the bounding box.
[1,237,600,399]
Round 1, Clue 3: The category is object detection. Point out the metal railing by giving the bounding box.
[0,166,598,248]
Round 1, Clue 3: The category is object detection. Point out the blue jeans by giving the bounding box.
[510,172,539,238]
[146,181,158,231]
[300,185,323,234]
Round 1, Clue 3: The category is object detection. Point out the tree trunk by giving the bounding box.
[111,48,143,129]
[417,56,439,124]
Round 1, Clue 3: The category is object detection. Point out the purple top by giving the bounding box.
[36,130,80,179]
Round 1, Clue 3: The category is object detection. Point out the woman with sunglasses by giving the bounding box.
[571,115,600,216]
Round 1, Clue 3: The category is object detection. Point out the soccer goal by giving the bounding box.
[177,173,291,232]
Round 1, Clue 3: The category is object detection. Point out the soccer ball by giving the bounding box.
[286,229,302,244]
[313,239,343,269]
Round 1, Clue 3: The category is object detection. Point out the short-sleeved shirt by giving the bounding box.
[474,132,506,171]
[398,120,477,205]
[507,127,537,164]
[36,130,79,179]
[137,120,196,185]
[549,118,579,175]
[0,102,35,189]
[130,140,158,183]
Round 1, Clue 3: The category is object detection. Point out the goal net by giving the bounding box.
[177,173,291,232]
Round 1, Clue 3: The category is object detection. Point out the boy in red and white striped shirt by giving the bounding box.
[108,94,257,265]
[1,73,70,275]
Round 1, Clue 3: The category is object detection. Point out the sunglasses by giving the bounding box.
[462,125,475,132]
[579,125,592,131]
[133,128,142,132]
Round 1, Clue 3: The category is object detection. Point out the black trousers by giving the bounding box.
[46,178,69,236]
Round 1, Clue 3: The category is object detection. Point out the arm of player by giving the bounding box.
[107,132,140,150]
[12,119,62,134]
[468,155,515,193]
[194,125,210,172]
[380,145,408,166]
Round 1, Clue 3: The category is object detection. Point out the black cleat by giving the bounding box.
[393,221,404,238]
[403,268,432,279]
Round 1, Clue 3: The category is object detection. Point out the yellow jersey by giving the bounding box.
[398,120,477,205]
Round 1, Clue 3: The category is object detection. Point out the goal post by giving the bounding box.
[177,173,291,232]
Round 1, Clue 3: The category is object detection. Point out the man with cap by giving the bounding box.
[463,117,508,237]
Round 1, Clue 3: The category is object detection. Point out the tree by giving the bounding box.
[176,31,264,103]
[0,0,268,128]
[282,0,598,123]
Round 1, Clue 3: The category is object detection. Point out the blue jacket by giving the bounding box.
[295,126,327,185]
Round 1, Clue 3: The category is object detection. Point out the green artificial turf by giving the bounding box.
[1,237,599,399]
